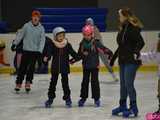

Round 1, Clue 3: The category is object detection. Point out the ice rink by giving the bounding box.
[0,72,158,120]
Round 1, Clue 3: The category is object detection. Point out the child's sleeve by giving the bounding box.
[95,39,107,49]
[77,42,85,59]
[45,41,54,61]
[95,40,113,58]
[68,43,81,61]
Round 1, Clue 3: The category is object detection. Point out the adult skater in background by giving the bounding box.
[110,8,145,118]
[140,33,160,114]
[86,18,118,82]
[156,33,160,113]
[11,10,45,93]
[86,18,102,41]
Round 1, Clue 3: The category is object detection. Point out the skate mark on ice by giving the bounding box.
[100,81,119,85]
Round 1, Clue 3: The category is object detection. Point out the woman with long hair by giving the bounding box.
[110,7,145,118]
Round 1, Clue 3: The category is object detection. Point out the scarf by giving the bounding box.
[52,39,67,48]
[83,40,92,49]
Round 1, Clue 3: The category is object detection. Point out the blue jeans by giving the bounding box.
[119,64,139,101]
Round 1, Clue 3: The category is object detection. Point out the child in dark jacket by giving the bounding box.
[70,25,113,107]
[44,27,80,108]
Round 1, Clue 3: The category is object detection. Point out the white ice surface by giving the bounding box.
[0,72,157,120]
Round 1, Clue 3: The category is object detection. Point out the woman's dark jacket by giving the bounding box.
[111,22,145,65]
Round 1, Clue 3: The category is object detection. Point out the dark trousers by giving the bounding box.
[35,55,48,74]
[14,52,22,72]
[48,73,71,100]
[16,51,39,84]
[80,68,100,100]
[119,64,139,102]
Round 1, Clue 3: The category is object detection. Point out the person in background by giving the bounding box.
[86,18,118,82]
[155,33,160,113]
[139,33,160,114]
[11,10,45,93]
[110,8,145,118]
[0,40,10,67]
[86,18,102,40]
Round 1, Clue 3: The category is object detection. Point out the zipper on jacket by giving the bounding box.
[58,49,61,74]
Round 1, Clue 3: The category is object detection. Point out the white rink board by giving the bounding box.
[0,31,160,66]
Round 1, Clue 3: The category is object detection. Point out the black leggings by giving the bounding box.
[80,68,100,100]
[48,73,71,100]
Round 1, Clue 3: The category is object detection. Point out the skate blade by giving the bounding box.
[66,105,72,108]
[15,91,20,94]
[25,89,31,94]
[45,105,52,108]
[14,89,20,94]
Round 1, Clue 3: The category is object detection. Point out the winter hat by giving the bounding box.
[82,25,94,36]
[52,27,67,48]
[32,10,41,18]
[86,18,94,26]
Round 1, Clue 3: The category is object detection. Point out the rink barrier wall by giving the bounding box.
[0,31,159,74]
[0,65,158,74]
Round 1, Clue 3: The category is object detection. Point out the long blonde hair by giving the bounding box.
[118,7,143,30]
